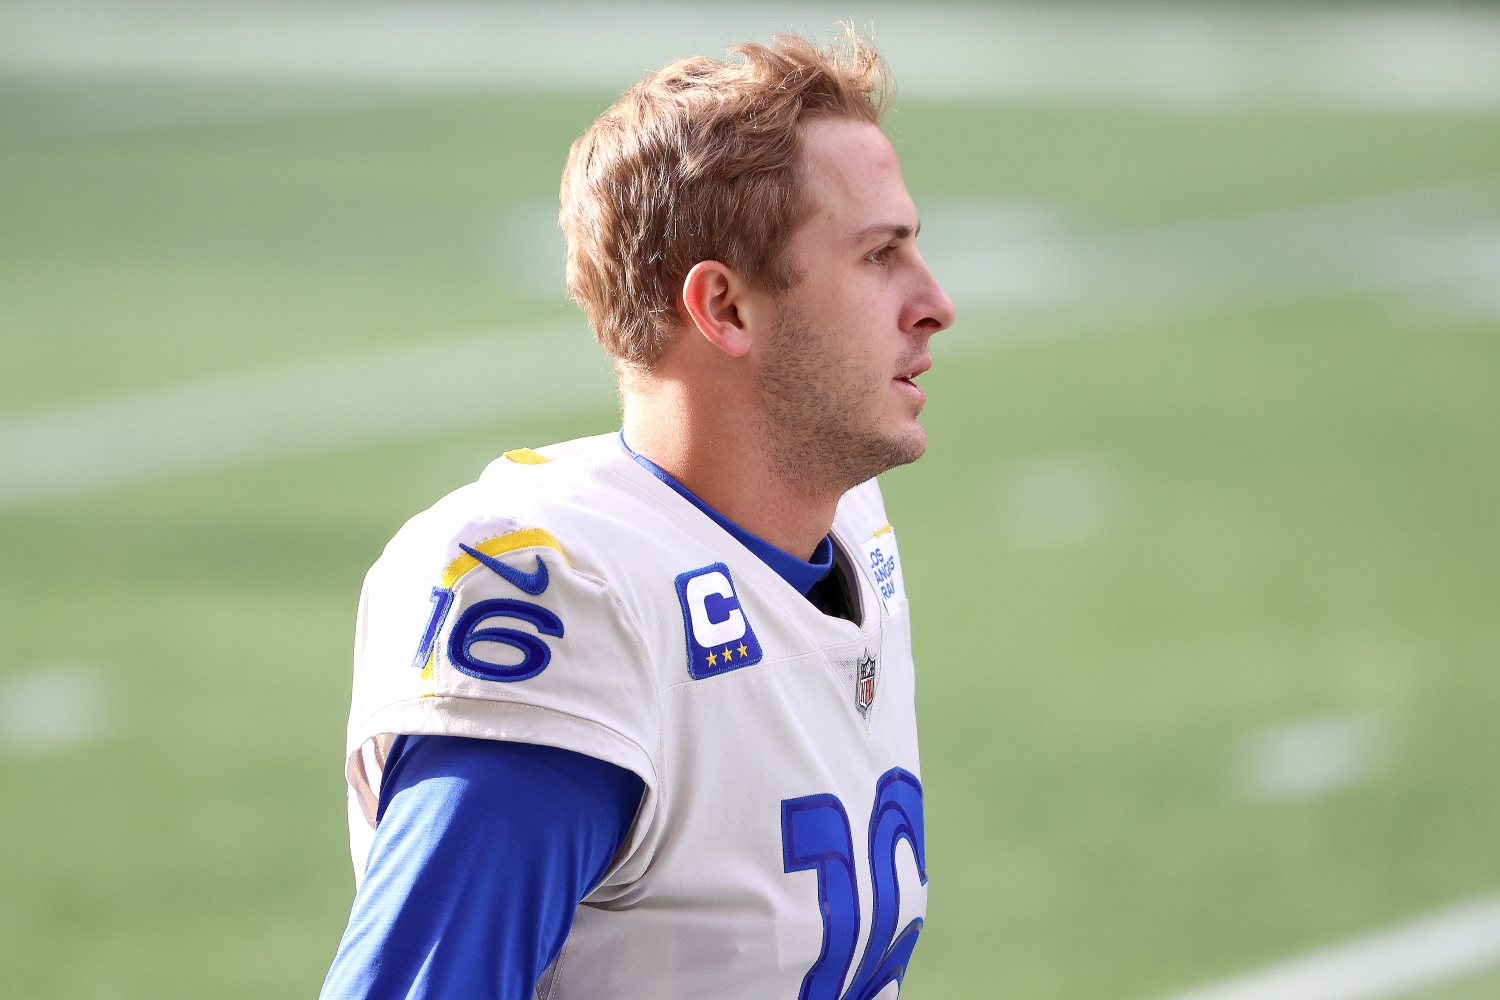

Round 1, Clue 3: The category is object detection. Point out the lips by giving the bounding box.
[893,354,931,405]
[894,354,932,386]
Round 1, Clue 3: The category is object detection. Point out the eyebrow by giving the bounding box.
[847,220,921,247]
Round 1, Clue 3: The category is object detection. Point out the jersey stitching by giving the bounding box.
[362,696,657,776]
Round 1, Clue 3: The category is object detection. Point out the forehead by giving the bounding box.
[798,119,913,234]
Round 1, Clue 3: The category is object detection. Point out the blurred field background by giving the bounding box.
[2,2,1499,998]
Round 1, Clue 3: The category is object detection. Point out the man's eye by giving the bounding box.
[867,245,896,264]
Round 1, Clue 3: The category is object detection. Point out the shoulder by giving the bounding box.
[372,432,640,586]
[348,433,670,848]
[358,431,672,692]
[371,433,767,666]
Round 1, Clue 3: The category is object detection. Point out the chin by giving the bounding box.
[866,422,927,475]
[889,424,927,466]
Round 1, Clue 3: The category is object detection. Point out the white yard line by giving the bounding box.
[927,178,1500,304]
[1155,894,1500,1000]
[0,326,614,508]
[1,2,1498,113]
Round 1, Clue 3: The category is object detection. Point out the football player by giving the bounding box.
[321,28,954,1000]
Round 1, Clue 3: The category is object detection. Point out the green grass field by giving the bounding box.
[2,61,1499,1000]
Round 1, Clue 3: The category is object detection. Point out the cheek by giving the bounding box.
[796,263,884,314]
[781,277,895,389]
[809,312,878,377]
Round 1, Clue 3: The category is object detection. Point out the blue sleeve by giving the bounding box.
[320,735,645,1000]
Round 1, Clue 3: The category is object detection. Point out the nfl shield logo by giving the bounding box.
[856,651,877,717]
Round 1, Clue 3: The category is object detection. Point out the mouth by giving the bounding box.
[894,355,932,389]
[893,356,932,403]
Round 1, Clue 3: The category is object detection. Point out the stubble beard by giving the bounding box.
[755,302,927,500]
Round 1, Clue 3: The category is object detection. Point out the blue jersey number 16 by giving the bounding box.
[781,768,927,1000]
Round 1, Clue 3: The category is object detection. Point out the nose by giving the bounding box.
[902,250,956,337]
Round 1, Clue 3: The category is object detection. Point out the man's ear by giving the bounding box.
[680,260,753,358]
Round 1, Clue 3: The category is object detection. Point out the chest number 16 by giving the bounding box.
[781,768,927,1000]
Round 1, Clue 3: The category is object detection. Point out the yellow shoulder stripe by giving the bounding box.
[873,523,894,538]
[504,448,551,465]
[441,527,566,588]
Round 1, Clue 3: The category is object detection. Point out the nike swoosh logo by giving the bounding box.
[458,544,550,595]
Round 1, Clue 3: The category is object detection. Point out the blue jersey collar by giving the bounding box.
[618,432,834,596]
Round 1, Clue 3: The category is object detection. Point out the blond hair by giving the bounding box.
[559,30,893,371]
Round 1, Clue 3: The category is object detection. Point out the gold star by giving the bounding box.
[737,641,749,658]
[722,646,734,661]
[706,650,717,667]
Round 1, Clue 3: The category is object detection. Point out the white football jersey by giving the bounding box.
[345,432,926,1000]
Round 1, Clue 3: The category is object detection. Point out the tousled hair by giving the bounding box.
[559,29,893,372]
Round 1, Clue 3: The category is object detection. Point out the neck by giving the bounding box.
[622,374,841,561]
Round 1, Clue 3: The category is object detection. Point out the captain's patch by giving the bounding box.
[675,563,764,680]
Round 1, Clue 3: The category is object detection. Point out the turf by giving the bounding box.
[1,74,1498,1000]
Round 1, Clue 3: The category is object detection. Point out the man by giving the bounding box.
[322,29,954,1000]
